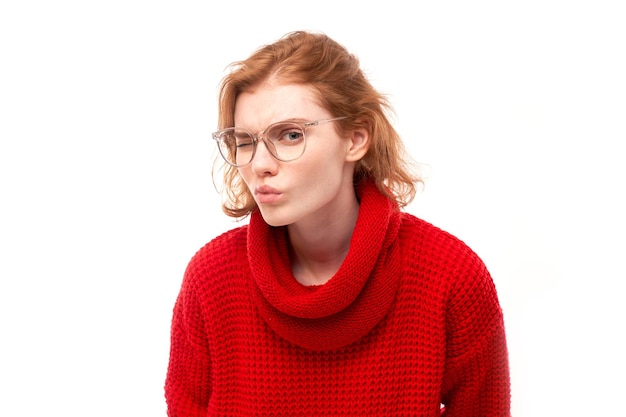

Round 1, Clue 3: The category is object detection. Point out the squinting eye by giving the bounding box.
[234,134,254,148]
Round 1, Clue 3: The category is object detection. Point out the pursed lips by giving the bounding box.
[254,185,282,204]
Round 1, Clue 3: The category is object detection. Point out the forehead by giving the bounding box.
[234,83,327,129]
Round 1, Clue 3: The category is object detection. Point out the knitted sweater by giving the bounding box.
[165,182,510,416]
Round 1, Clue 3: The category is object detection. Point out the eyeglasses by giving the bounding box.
[212,116,348,167]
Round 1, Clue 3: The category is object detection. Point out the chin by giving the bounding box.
[257,207,294,228]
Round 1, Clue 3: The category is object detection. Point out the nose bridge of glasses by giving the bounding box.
[253,133,279,157]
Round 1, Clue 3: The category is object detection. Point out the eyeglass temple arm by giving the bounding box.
[304,116,349,127]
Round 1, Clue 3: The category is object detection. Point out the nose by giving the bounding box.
[250,138,278,175]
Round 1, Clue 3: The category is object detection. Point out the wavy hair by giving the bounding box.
[214,31,422,218]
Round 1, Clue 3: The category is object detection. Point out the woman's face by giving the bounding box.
[234,82,361,228]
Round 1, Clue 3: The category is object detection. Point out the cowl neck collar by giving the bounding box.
[247,181,402,351]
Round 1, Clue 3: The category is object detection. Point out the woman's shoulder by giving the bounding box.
[198,225,248,254]
[174,225,251,326]
[185,225,249,277]
[399,213,471,250]
[399,213,487,276]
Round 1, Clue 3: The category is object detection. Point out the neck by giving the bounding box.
[287,192,360,286]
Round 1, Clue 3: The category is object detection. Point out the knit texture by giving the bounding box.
[165,182,511,416]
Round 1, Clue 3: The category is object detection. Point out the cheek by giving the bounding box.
[307,138,349,168]
[298,153,348,195]
[237,167,253,186]
[300,150,343,181]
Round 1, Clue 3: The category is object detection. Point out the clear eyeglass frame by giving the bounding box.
[212,116,348,167]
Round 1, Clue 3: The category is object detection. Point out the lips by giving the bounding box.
[254,185,282,204]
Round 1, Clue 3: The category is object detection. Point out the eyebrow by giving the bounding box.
[266,117,308,125]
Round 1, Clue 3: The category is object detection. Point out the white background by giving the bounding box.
[1,1,624,416]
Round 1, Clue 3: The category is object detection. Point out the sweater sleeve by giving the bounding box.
[440,256,511,416]
[164,271,212,417]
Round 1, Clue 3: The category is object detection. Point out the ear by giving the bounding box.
[345,125,370,162]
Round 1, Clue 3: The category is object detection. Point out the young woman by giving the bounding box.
[165,31,510,416]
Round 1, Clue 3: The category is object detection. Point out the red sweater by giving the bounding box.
[165,182,510,416]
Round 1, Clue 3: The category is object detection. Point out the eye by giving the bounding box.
[283,129,303,142]
[234,132,254,149]
[271,124,304,144]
